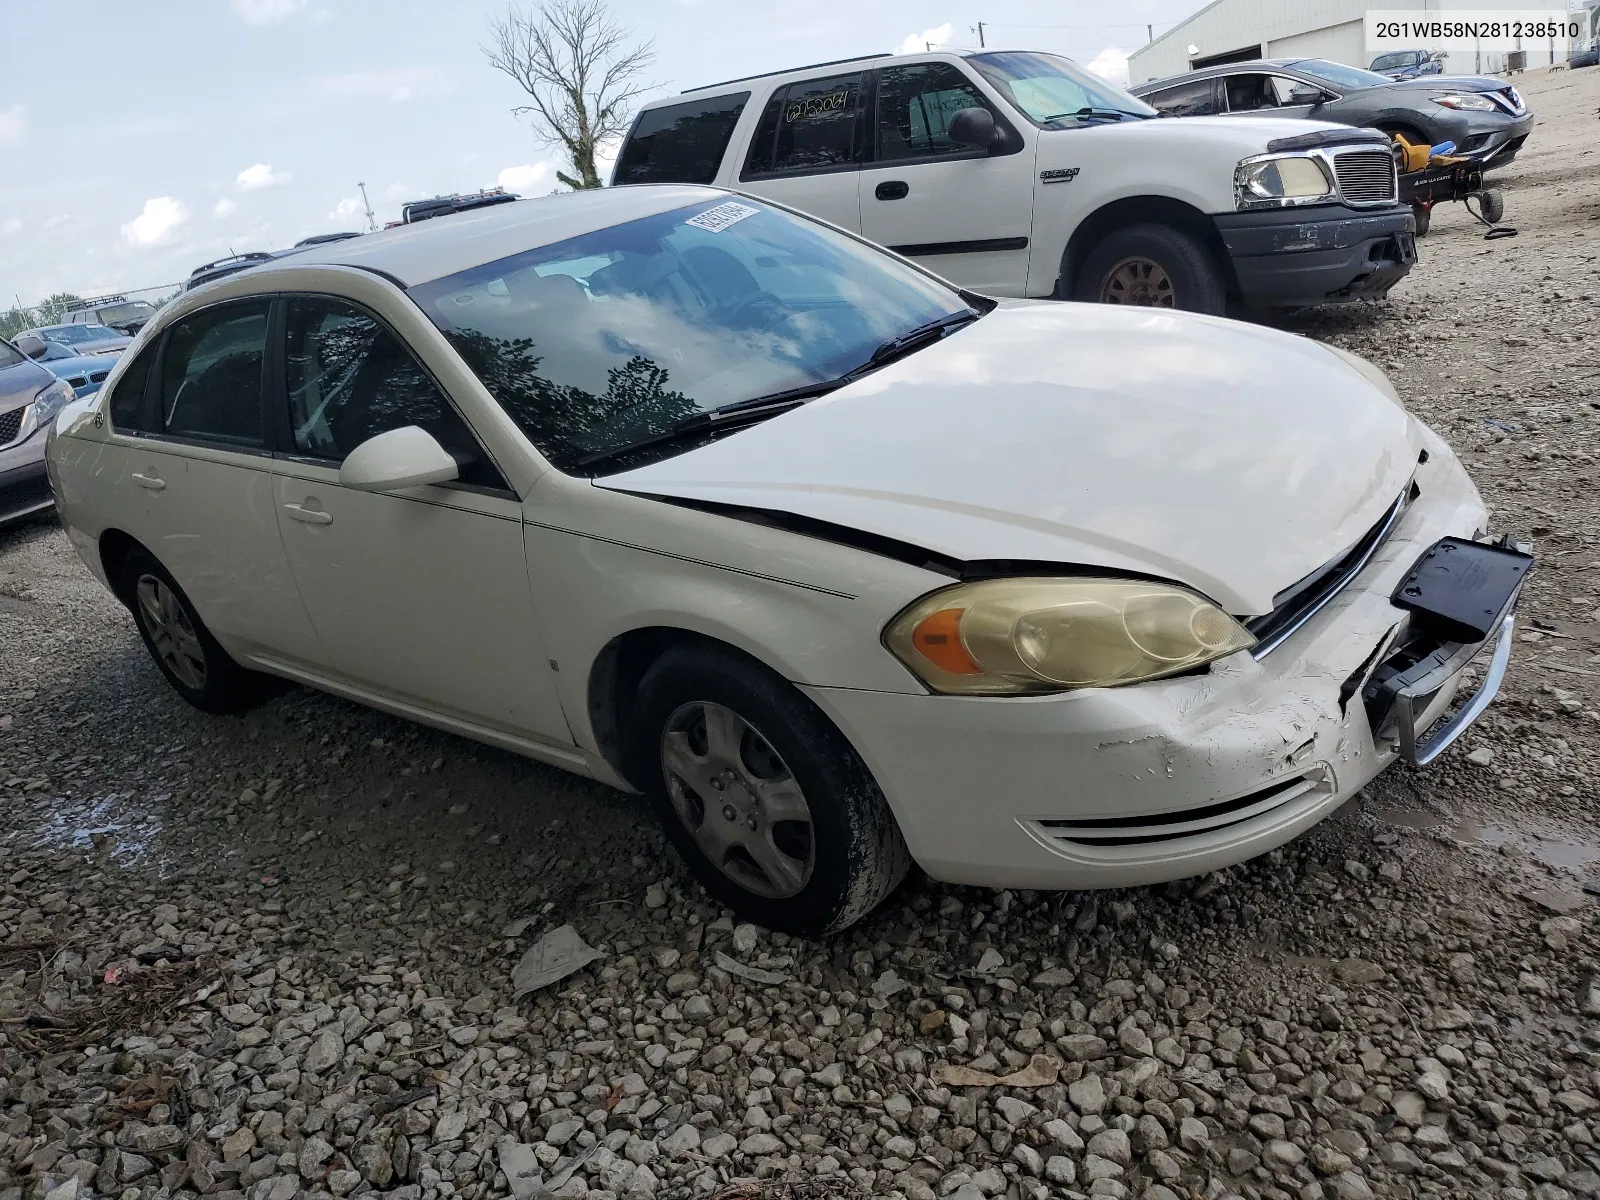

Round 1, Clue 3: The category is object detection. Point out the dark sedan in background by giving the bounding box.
[1133,58,1533,169]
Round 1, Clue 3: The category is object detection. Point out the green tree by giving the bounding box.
[484,1,655,190]
[32,292,84,326]
[0,306,34,340]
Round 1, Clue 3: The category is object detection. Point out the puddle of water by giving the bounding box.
[1374,800,1600,870]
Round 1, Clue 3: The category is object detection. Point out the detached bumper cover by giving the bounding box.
[1215,203,1417,307]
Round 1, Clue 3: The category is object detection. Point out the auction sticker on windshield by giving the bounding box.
[686,201,760,233]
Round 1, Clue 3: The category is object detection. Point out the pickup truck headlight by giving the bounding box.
[16,378,75,443]
[1234,154,1333,210]
[885,578,1256,695]
[1432,93,1497,111]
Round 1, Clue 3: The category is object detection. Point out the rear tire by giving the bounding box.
[626,644,910,936]
[120,548,270,714]
[1073,223,1227,316]
[1412,204,1432,237]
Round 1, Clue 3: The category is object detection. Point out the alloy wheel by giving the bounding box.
[1100,256,1176,306]
[136,575,207,691]
[660,700,816,899]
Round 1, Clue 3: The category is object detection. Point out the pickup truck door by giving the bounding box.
[857,62,1037,296]
[735,72,866,233]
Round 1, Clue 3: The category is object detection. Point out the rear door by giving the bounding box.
[857,61,1036,295]
[1139,77,1223,117]
[736,72,867,232]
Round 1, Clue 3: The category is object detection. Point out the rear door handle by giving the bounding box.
[131,472,165,491]
[283,502,334,526]
[875,180,910,201]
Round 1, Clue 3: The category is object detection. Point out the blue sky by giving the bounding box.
[0,0,1196,306]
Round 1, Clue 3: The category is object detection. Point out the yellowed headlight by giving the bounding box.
[885,578,1256,695]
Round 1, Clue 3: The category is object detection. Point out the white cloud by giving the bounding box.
[898,22,952,54]
[330,196,363,220]
[121,197,190,247]
[1086,45,1131,87]
[1,217,20,236]
[0,105,25,145]
[213,198,238,218]
[236,163,292,191]
[231,0,308,24]
[317,66,452,104]
[382,182,410,201]
[497,163,549,195]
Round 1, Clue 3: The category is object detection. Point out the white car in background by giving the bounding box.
[45,187,1529,934]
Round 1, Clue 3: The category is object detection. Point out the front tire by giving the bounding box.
[627,644,910,936]
[120,548,269,714]
[1073,223,1227,315]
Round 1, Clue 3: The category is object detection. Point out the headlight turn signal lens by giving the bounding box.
[885,578,1256,695]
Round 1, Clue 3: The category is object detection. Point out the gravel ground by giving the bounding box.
[4,66,1600,1200]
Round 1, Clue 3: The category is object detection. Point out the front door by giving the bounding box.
[735,72,866,232]
[857,62,1037,295]
[1219,72,1318,120]
[107,298,327,670]
[268,295,571,747]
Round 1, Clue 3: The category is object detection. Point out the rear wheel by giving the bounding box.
[119,548,270,714]
[627,644,910,936]
[1412,204,1432,237]
[1074,223,1227,315]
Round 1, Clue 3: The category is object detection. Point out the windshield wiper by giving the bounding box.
[847,309,980,378]
[575,379,843,471]
[1043,107,1140,123]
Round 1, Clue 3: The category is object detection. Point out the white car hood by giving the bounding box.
[599,302,1419,615]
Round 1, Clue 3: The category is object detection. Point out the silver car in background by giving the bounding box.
[0,338,75,527]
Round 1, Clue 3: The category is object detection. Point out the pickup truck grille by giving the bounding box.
[1334,151,1398,206]
[0,407,22,448]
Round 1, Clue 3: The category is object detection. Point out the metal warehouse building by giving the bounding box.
[1129,0,1578,84]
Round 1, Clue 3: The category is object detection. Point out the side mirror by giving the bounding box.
[339,425,459,492]
[1288,84,1325,104]
[947,106,1000,148]
[14,333,46,359]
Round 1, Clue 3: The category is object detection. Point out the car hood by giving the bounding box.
[0,358,54,415]
[45,353,117,378]
[1062,114,1360,156]
[599,302,1420,616]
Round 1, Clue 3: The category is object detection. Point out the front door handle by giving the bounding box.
[875,180,910,201]
[283,502,334,526]
[131,472,166,491]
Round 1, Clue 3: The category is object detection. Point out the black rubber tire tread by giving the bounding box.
[1478,189,1504,224]
[120,547,269,715]
[1073,222,1228,315]
[627,643,910,937]
[1412,204,1432,237]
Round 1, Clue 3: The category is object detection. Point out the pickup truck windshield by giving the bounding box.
[970,51,1156,125]
[408,198,974,474]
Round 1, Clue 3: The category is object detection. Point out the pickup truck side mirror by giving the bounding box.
[947,107,1001,148]
[13,333,46,359]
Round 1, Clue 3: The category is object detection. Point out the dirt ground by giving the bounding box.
[2,65,1599,1200]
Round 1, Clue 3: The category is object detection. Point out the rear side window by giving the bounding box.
[109,342,158,433]
[1144,78,1219,116]
[744,73,862,176]
[614,92,750,185]
[157,300,269,448]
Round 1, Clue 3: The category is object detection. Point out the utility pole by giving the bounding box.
[357,181,377,234]
[977,21,985,47]
[1147,24,1153,42]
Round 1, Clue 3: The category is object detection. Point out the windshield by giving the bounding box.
[1287,59,1392,90]
[969,51,1156,123]
[94,301,157,326]
[1369,53,1411,70]
[0,340,23,370]
[409,198,972,474]
[46,323,120,344]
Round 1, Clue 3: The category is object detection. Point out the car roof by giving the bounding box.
[665,48,999,101]
[258,183,724,288]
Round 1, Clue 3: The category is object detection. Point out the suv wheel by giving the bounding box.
[1074,223,1227,315]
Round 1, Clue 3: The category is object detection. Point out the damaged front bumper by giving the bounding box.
[1215,203,1417,308]
[802,432,1523,891]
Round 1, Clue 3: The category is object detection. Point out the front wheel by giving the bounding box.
[1073,223,1228,315]
[627,644,910,936]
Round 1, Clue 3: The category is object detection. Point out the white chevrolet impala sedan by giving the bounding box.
[45,186,1531,934]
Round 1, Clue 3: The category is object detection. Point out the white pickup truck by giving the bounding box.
[613,49,1418,313]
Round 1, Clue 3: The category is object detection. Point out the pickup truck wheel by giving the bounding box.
[627,644,911,936]
[1074,224,1227,316]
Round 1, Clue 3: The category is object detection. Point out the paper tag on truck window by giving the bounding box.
[685,201,759,233]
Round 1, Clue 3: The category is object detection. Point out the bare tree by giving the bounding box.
[484,1,656,190]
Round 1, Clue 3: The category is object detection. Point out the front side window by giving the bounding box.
[283,297,505,489]
[969,51,1155,125]
[1224,73,1279,111]
[1144,78,1218,116]
[157,300,269,447]
[613,92,750,185]
[745,73,862,175]
[408,198,972,474]
[109,343,157,433]
[875,63,993,160]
